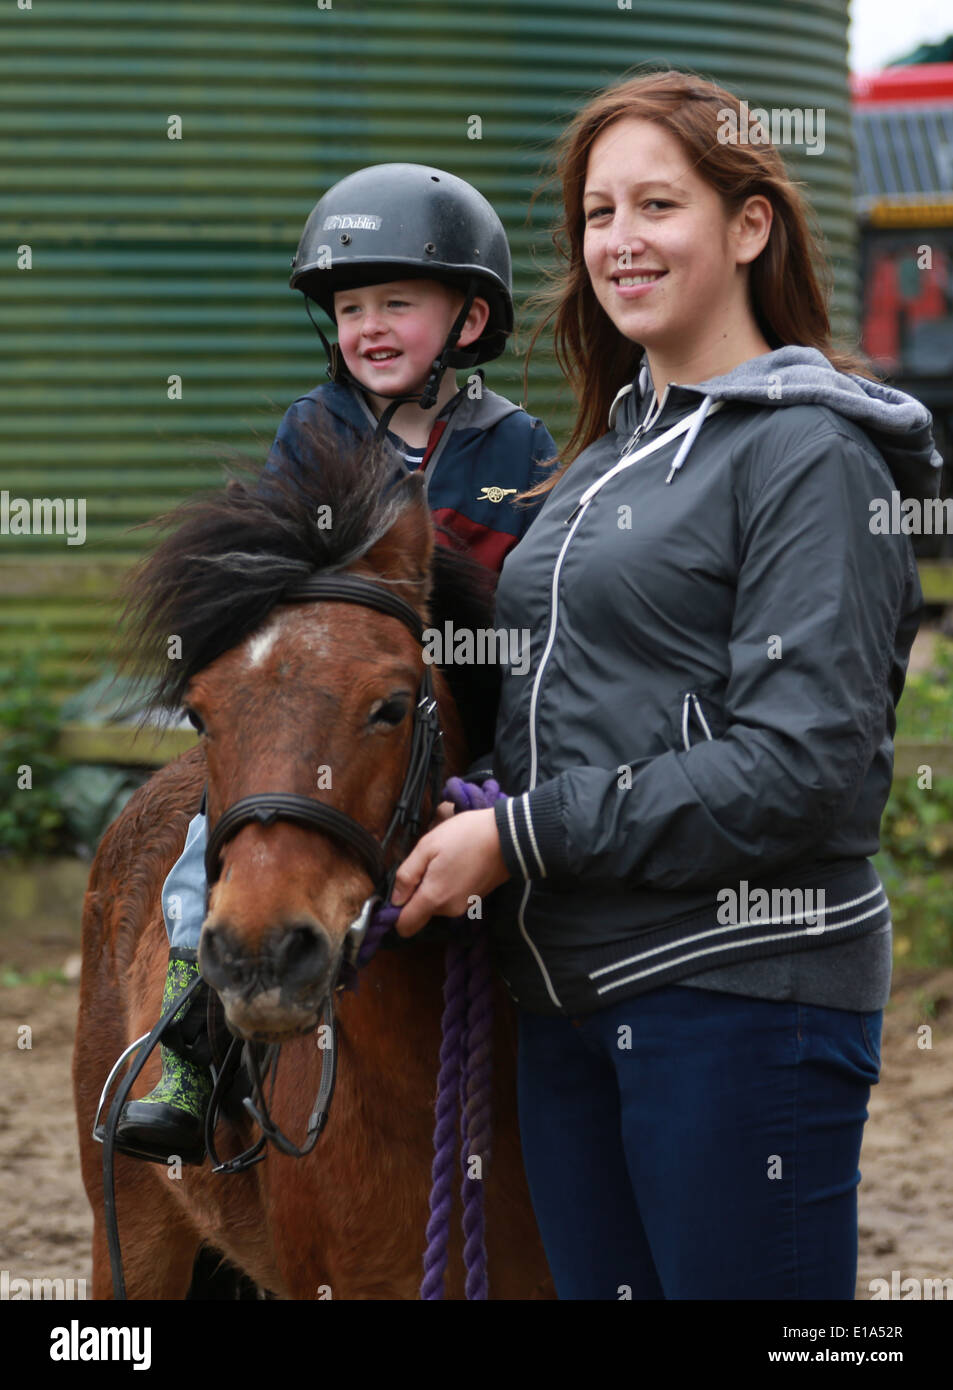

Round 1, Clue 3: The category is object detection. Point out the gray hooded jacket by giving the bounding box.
[489,347,942,1018]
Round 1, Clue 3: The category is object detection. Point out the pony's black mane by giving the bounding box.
[119,406,500,755]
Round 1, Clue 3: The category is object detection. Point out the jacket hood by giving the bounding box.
[613,346,943,500]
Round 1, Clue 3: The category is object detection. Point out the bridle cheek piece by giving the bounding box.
[201,572,444,978]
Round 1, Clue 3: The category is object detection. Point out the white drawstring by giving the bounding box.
[665,395,720,484]
[682,692,715,750]
[692,693,714,740]
[607,381,635,431]
[566,395,726,525]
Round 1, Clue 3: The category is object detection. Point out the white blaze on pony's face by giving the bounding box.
[243,611,331,671]
[245,619,281,669]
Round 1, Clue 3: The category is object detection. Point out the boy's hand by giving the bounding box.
[391,808,510,937]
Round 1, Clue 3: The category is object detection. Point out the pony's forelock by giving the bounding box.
[115,408,441,718]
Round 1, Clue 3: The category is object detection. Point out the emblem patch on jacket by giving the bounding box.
[478,486,517,503]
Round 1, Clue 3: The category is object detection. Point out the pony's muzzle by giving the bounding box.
[199,920,333,1040]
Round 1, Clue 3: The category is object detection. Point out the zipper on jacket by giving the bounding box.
[563,398,710,527]
[681,692,714,750]
[421,390,467,485]
[618,386,663,458]
[517,503,594,1011]
[623,379,678,449]
[517,401,717,1011]
[564,389,668,527]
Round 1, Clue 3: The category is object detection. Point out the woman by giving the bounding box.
[391,70,941,1299]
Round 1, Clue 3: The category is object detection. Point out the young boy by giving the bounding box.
[112,163,556,1165]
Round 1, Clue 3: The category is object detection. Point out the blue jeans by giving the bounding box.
[516,985,882,1300]
[161,812,208,950]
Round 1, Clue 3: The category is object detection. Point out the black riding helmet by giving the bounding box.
[289,163,514,411]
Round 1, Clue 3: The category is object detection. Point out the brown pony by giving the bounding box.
[72,420,554,1299]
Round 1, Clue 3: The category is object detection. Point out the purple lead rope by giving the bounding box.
[353,776,506,1300]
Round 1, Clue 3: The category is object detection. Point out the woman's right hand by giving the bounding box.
[425,800,456,833]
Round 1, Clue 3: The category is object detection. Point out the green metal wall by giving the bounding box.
[1,0,856,697]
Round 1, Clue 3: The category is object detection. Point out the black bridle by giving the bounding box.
[203,571,444,902]
[97,571,445,1296]
[200,570,445,1171]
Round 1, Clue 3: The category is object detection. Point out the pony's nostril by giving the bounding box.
[199,921,330,999]
[198,924,222,978]
[199,923,251,993]
[273,924,330,992]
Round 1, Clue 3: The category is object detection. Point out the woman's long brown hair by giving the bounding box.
[520,68,873,495]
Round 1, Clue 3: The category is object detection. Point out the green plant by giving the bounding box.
[911,985,942,1020]
[895,632,953,740]
[872,631,953,968]
[0,651,67,857]
[0,966,68,988]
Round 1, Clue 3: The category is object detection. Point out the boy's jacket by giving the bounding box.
[261,377,556,573]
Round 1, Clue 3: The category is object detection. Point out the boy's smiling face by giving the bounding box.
[332,278,487,406]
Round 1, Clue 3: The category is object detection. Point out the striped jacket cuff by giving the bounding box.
[493,781,563,881]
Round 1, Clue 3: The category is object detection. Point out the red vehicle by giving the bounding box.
[853,62,953,559]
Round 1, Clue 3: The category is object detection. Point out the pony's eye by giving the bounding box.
[368,695,411,728]
[184,707,205,734]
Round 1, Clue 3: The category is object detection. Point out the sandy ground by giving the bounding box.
[0,872,950,1301]
[0,874,94,1297]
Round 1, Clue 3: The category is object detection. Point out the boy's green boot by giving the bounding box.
[111,947,212,1166]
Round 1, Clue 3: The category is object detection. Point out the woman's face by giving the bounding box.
[582,116,765,361]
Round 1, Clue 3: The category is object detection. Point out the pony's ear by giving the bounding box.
[358,486,433,607]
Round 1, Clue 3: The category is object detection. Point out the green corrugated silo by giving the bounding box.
[1,0,855,700]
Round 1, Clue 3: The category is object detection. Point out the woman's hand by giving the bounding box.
[391,807,510,937]
[425,800,456,832]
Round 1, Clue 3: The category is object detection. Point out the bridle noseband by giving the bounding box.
[201,571,444,972]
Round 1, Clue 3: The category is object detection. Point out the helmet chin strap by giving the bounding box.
[302,280,483,448]
[304,296,346,383]
[414,277,481,410]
